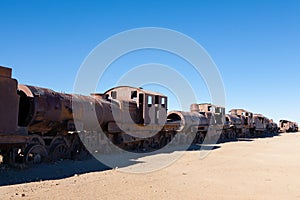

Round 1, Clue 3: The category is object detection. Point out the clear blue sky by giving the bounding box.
[0,0,299,124]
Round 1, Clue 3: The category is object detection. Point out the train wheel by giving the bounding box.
[228,130,233,139]
[198,133,205,144]
[71,137,89,160]
[218,133,225,143]
[24,144,47,165]
[232,132,237,140]
[50,142,69,161]
[245,130,250,138]
[28,135,45,146]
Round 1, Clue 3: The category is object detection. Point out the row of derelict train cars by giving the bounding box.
[0,66,298,166]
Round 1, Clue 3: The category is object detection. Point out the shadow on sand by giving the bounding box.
[0,133,281,187]
[0,144,220,186]
[0,156,110,186]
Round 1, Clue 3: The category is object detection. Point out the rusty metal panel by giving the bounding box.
[229,109,254,128]
[0,134,28,144]
[295,122,298,132]
[225,114,242,126]
[253,114,268,131]
[167,111,208,132]
[0,66,19,134]
[279,120,298,132]
[191,103,225,126]
[104,86,167,126]
[0,66,12,78]
[104,86,167,100]
[17,85,114,134]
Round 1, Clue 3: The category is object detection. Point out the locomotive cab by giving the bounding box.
[191,103,225,125]
[229,109,254,128]
[104,86,168,126]
[253,114,269,132]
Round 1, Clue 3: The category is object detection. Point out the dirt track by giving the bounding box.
[1,132,300,199]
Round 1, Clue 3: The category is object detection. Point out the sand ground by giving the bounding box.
[1,132,300,200]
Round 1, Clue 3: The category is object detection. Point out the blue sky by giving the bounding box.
[0,0,299,123]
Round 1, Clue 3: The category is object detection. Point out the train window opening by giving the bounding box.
[162,97,166,107]
[148,96,153,107]
[138,93,144,124]
[208,106,211,111]
[155,95,159,104]
[211,106,216,113]
[216,107,223,114]
[139,93,144,106]
[17,91,32,126]
[131,91,137,100]
[111,91,117,99]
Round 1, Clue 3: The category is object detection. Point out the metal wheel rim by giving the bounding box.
[25,145,47,165]
[51,143,69,161]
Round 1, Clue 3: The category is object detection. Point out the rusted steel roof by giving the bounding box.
[197,103,225,108]
[229,109,251,113]
[104,86,167,97]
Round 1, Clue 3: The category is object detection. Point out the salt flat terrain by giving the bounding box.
[1,132,300,200]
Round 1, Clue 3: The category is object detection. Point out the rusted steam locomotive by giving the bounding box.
[279,120,298,133]
[0,66,297,166]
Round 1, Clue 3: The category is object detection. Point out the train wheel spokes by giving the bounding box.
[25,144,47,165]
[50,142,69,161]
[71,138,88,160]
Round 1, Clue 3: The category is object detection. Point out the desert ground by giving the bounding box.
[1,132,300,199]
